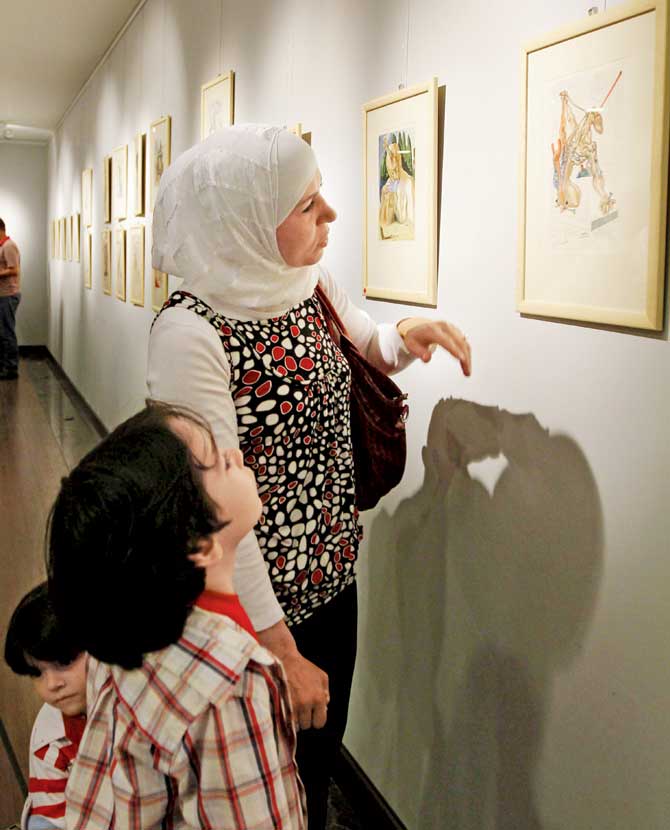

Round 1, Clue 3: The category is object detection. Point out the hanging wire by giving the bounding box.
[401,0,411,89]
[219,0,224,76]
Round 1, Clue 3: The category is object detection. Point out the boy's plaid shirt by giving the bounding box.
[65,606,306,829]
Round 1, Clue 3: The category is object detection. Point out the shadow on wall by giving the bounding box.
[358,399,603,830]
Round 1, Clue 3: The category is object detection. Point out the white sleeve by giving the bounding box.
[317,268,416,375]
[147,308,284,631]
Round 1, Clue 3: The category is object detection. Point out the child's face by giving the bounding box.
[28,653,87,716]
[177,420,263,548]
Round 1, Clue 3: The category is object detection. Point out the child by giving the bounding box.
[46,402,306,829]
[4,582,87,830]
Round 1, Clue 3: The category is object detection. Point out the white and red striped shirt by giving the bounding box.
[21,703,86,829]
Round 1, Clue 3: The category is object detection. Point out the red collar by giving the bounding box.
[0,236,10,248]
[195,590,257,639]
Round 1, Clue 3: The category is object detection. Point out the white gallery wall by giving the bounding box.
[47,1,670,828]
[1,142,48,345]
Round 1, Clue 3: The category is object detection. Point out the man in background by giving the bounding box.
[0,218,21,380]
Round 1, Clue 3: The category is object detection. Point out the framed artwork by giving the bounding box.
[151,269,168,312]
[128,225,145,307]
[201,71,235,140]
[102,229,112,295]
[518,0,669,329]
[65,215,72,261]
[114,227,126,301]
[363,78,438,306]
[134,132,146,217]
[112,145,128,221]
[84,233,92,289]
[149,115,172,212]
[289,122,312,145]
[59,218,66,259]
[72,214,80,263]
[82,168,93,227]
[103,156,112,223]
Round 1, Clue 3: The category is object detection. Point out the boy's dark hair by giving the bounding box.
[4,582,83,676]
[47,403,226,670]
[0,218,5,232]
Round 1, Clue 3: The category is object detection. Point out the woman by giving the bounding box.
[148,124,470,829]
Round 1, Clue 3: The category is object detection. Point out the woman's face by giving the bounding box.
[276,172,337,267]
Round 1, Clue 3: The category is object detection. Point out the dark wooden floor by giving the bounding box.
[0,355,363,829]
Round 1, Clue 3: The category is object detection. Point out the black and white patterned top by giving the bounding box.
[160,290,362,625]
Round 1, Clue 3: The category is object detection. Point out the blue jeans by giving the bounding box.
[0,293,20,376]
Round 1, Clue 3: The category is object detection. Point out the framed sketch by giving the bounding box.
[60,218,66,260]
[149,115,171,212]
[151,269,168,312]
[114,228,126,301]
[102,229,112,295]
[201,71,235,140]
[518,0,670,329]
[289,122,312,145]
[103,156,112,223]
[128,225,145,307]
[65,215,72,261]
[72,214,80,263]
[82,168,93,227]
[134,132,146,216]
[112,145,128,221]
[363,78,438,306]
[84,233,92,289]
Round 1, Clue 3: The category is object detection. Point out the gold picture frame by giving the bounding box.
[65,215,72,261]
[134,132,146,217]
[363,78,438,306]
[151,269,168,312]
[114,227,126,301]
[128,225,145,307]
[518,0,670,329]
[60,218,66,260]
[289,122,312,145]
[102,229,112,295]
[84,233,92,289]
[72,213,80,263]
[149,116,172,212]
[201,71,235,140]
[103,156,112,223]
[112,145,128,221]
[82,168,93,227]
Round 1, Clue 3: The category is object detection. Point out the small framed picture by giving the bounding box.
[103,156,112,223]
[72,213,80,263]
[518,0,669,329]
[149,115,172,212]
[114,227,126,301]
[60,218,66,260]
[133,132,146,217]
[201,71,235,140]
[151,268,168,312]
[82,168,93,227]
[65,215,72,262]
[112,145,128,221]
[363,78,438,306]
[84,233,92,289]
[128,225,145,307]
[102,229,112,295]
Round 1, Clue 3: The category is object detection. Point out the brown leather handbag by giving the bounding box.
[315,285,408,511]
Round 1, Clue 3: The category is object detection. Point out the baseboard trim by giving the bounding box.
[20,347,108,439]
[334,746,406,830]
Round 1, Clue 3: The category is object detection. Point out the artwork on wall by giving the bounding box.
[84,233,92,289]
[112,145,128,221]
[128,225,145,307]
[60,218,66,260]
[289,123,312,145]
[363,78,438,305]
[149,116,172,212]
[518,0,669,329]
[82,168,93,227]
[134,132,146,217]
[114,228,126,301]
[201,71,235,140]
[151,269,168,312]
[72,214,80,263]
[103,156,112,223]
[102,229,112,295]
[65,215,72,262]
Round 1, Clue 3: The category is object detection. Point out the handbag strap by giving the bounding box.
[314,283,348,348]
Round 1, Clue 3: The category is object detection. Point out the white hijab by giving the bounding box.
[152,124,319,318]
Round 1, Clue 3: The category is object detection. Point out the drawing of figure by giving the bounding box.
[379,130,415,240]
[551,71,621,218]
[154,138,164,185]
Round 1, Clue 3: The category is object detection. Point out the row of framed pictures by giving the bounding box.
[51,215,80,262]
[99,226,168,312]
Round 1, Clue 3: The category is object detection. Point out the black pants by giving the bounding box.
[0,293,20,377]
[291,582,358,830]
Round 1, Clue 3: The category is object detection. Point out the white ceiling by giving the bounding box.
[1,0,142,134]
